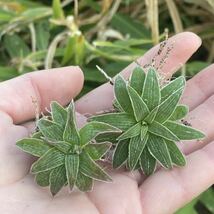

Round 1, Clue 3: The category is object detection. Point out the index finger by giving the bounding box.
[76,32,201,114]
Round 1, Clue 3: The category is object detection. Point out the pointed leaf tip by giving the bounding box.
[80,121,121,146]
[114,75,133,114]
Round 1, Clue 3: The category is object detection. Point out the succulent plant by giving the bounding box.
[90,66,205,175]
[17,101,120,196]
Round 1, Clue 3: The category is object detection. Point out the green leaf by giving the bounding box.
[161,76,185,102]
[62,35,75,65]
[169,105,189,121]
[127,85,149,121]
[35,21,50,50]
[199,188,214,213]
[164,121,205,140]
[90,112,136,131]
[140,146,156,175]
[144,106,159,124]
[113,99,123,111]
[141,125,148,140]
[62,34,85,65]
[80,122,120,146]
[35,170,51,187]
[117,122,141,141]
[76,172,93,192]
[111,14,150,38]
[52,0,65,19]
[3,33,30,58]
[0,66,18,81]
[16,138,51,157]
[148,121,179,141]
[50,165,67,196]
[85,142,112,160]
[147,134,173,169]
[114,75,133,114]
[95,132,120,144]
[79,153,112,182]
[175,197,198,214]
[113,140,129,168]
[31,131,43,139]
[155,87,184,123]
[63,101,80,144]
[129,66,145,95]
[128,132,148,170]
[165,140,186,166]
[38,119,63,141]
[65,154,79,190]
[31,148,64,173]
[53,141,72,153]
[142,68,160,111]
[50,101,67,128]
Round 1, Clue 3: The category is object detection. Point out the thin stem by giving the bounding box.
[96,65,114,85]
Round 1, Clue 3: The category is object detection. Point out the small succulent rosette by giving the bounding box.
[17,101,120,195]
[90,66,205,175]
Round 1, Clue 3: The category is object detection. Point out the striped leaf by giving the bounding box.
[50,165,67,196]
[155,87,184,123]
[140,146,156,175]
[164,121,205,140]
[144,106,159,124]
[85,142,112,160]
[79,153,112,182]
[63,101,80,144]
[114,75,133,114]
[128,132,148,170]
[147,134,173,169]
[148,121,179,141]
[65,154,79,190]
[90,112,136,131]
[127,85,149,121]
[113,99,123,111]
[165,140,186,166]
[76,172,93,192]
[50,101,67,128]
[142,68,160,111]
[79,122,120,146]
[129,66,145,95]
[117,122,141,141]
[169,105,189,121]
[161,76,185,102]
[113,140,129,168]
[35,170,51,187]
[38,119,63,141]
[53,141,73,154]
[95,132,120,144]
[31,148,64,173]
[16,138,52,157]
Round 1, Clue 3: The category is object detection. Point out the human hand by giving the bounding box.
[1,32,214,214]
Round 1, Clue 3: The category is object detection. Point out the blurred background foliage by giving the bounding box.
[0,0,213,213]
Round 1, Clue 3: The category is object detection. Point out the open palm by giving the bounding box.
[1,32,214,214]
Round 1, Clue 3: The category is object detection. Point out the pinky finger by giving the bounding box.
[139,141,214,214]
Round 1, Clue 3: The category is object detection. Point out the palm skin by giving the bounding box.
[1,32,214,214]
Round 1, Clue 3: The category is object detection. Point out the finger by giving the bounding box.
[182,63,214,111]
[0,111,30,185]
[88,171,142,214]
[179,92,214,155]
[0,66,84,124]
[76,32,201,114]
[139,141,214,214]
